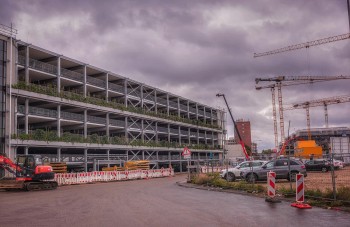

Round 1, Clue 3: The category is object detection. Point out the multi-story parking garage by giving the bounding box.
[0,25,225,173]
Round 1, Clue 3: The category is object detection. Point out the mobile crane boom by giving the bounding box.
[216,93,250,160]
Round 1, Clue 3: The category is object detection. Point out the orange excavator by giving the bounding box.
[0,153,58,191]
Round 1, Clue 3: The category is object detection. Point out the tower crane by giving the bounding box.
[216,93,250,160]
[284,94,350,140]
[254,33,350,58]
[255,76,350,148]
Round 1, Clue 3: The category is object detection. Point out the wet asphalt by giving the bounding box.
[0,175,349,227]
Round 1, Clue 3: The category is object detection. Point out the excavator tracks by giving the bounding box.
[24,181,58,191]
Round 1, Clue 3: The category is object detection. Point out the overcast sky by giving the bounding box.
[1,0,350,151]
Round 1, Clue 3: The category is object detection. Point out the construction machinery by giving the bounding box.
[216,93,250,160]
[0,154,58,191]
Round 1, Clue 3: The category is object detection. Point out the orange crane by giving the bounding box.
[255,76,350,148]
[284,94,350,140]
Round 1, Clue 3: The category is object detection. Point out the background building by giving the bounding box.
[234,119,252,148]
[0,25,225,175]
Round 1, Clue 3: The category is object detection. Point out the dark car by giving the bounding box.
[240,158,307,182]
[304,159,331,172]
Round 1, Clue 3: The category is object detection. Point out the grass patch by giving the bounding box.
[191,173,266,193]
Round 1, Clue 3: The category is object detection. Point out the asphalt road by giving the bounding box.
[0,175,349,227]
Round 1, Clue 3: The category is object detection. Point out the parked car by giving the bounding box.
[332,159,344,169]
[240,158,307,183]
[220,160,266,182]
[304,159,331,172]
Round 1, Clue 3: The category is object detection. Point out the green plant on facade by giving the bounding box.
[12,82,221,130]
[12,129,218,150]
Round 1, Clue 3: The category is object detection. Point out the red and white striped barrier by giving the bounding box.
[291,173,312,209]
[267,171,276,198]
[54,168,174,186]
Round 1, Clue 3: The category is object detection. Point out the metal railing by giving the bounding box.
[108,83,124,94]
[157,98,168,105]
[18,55,26,66]
[169,100,178,108]
[180,103,188,111]
[87,115,106,124]
[87,76,106,88]
[169,128,179,134]
[18,55,58,75]
[17,105,57,118]
[144,94,155,102]
[157,127,168,133]
[198,110,204,116]
[190,131,197,137]
[109,119,125,127]
[189,107,197,113]
[61,111,84,122]
[180,130,189,136]
[60,68,84,82]
[199,133,205,138]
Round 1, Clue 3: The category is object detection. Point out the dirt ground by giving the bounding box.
[271,166,350,192]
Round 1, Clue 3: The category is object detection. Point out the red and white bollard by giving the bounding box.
[265,171,280,202]
[291,173,312,209]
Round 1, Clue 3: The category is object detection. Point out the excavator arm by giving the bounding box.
[216,94,250,160]
[0,154,22,176]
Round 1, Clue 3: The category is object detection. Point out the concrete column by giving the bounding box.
[156,151,159,169]
[187,100,190,119]
[84,110,87,139]
[25,46,29,84]
[140,84,144,108]
[167,123,170,142]
[141,119,144,142]
[177,97,180,117]
[211,109,213,125]
[14,97,18,136]
[124,79,128,107]
[142,151,145,160]
[57,105,61,137]
[83,65,87,98]
[180,154,183,172]
[105,73,109,102]
[155,122,158,142]
[197,129,199,145]
[124,116,128,142]
[188,128,190,145]
[196,103,198,120]
[154,90,157,114]
[178,126,181,146]
[166,94,169,115]
[107,149,110,167]
[203,106,206,124]
[212,132,214,147]
[205,131,207,145]
[24,147,28,155]
[84,149,88,172]
[25,99,29,134]
[57,56,61,93]
[57,148,61,162]
[106,113,110,137]
[169,151,172,168]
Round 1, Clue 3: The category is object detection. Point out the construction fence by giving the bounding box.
[54,168,174,186]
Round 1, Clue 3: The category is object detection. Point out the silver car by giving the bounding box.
[220,160,266,182]
[240,158,307,182]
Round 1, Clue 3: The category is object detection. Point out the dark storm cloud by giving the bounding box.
[2,0,349,150]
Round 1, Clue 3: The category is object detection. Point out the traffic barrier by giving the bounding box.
[265,171,280,203]
[54,168,174,186]
[291,174,312,209]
